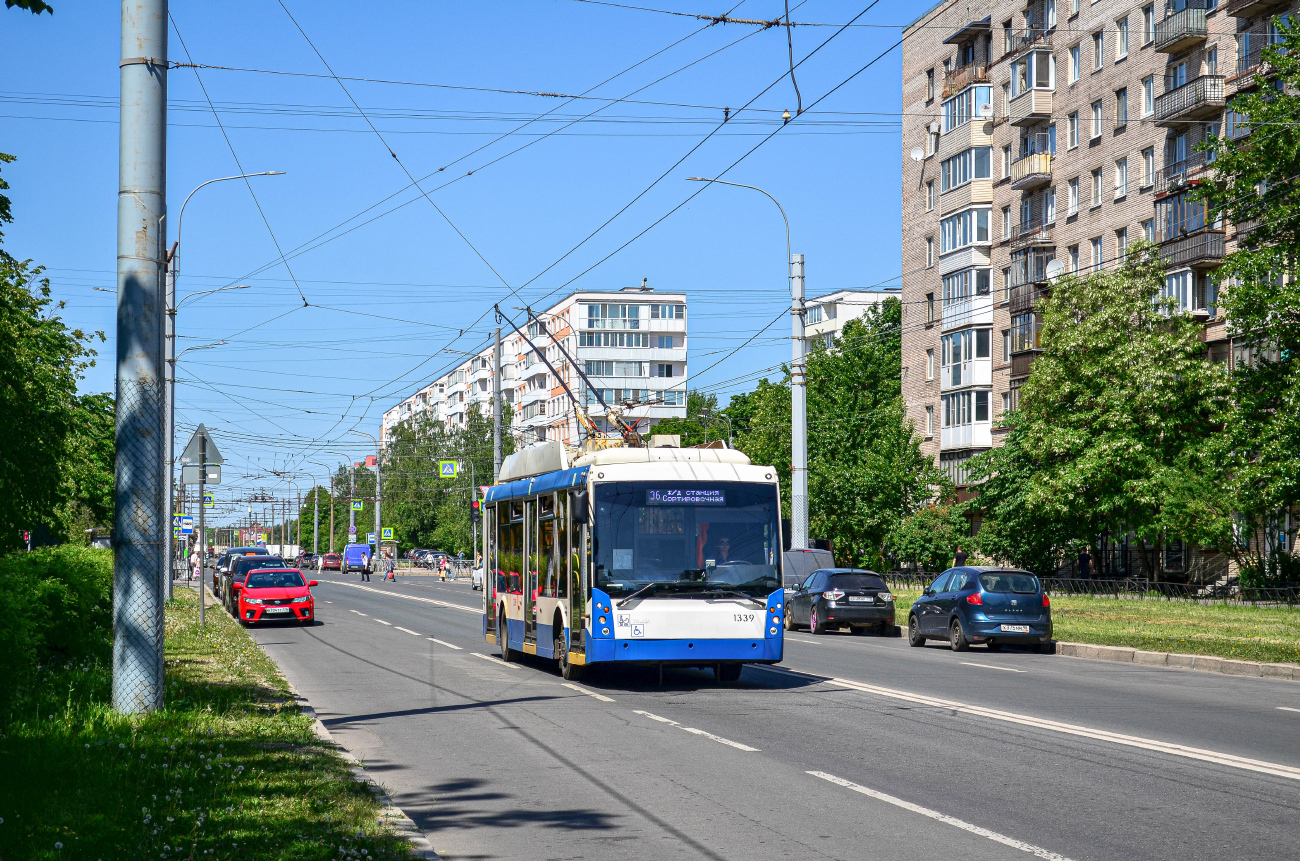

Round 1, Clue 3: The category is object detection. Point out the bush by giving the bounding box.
[0,545,112,716]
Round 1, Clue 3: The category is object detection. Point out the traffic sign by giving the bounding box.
[351,499,363,511]
[202,493,214,509]
[180,516,194,535]
[439,460,458,478]
[367,532,376,545]
[348,525,357,535]
[179,424,223,466]
[381,527,393,540]
[182,463,221,485]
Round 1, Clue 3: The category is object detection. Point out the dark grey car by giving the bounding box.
[785,569,900,636]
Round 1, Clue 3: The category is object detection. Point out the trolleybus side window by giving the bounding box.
[500,501,523,595]
[555,494,568,599]
[539,494,557,598]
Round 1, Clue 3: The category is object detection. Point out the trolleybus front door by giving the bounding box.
[524,498,537,645]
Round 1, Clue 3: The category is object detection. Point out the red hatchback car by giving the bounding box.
[320,553,342,571]
[233,568,317,625]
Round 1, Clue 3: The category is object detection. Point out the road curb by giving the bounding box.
[298,699,442,860]
[1054,641,1300,681]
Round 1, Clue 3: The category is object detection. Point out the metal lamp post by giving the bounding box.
[686,177,807,549]
[350,431,382,554]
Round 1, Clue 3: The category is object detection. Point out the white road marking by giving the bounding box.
[323,580,478,614]
[427,637,463,650]
[824,675,1300,781]
[807,771,1074,861]
[632,710,758,751]
[374,619,391,626]
[395,627,421,636]
[470,652,519,669]
[1278,707,1300,714]
[349,610,366,616]
[786,637,822,645]
[324,600,333,604]
[561,682,614,702]
[961,661,1027,673]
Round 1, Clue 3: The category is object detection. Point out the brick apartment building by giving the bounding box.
[901,0,1288,578]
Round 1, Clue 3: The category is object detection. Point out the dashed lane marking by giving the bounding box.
[807,771,1074,861]
[374,619,392,626]
[561,682,614,702]
[322,580,479,614]
[348,610,366,616]
[427,638,463,650]
[395,626,421,636]
[961,661,1027,673]
[632,710,759,752]
[470,652,519,669]
[1278,707,1300,714]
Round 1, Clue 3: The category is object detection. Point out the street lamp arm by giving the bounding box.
[686,177,791,267]
[176,171,286,251]
[177,284,250,310]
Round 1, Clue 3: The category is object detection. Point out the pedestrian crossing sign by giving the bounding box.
[381,527,393,540]
[203,493,213,509]
[351,499,363,511]
[439,460,457,478]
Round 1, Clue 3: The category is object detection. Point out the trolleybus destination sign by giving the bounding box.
[646,488,726,505]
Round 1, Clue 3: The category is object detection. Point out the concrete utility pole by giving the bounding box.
[790,253,808,550]
[329,474,335,553]
[313,485,319,555]
[348,464,356,537]
[113,0,168,714]
[198,435,206,628]
[493,325,503,482]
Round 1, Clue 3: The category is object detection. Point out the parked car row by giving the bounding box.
[784,565,1053,653]
[210,548,318,626]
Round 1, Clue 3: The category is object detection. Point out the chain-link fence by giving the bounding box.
[112,373,166,713]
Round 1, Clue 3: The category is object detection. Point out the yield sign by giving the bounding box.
[180,424,223,466]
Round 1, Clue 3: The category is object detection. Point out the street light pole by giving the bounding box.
[686,177,807,549]
[165,170,282,592]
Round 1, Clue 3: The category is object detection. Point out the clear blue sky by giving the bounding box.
[1,0,911,523]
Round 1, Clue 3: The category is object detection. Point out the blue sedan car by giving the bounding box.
[907,567,1053,652]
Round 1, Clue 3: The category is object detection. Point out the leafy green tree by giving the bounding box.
[0,155,104,551]
[1195,18,1300,585]
[733,377,791,513]
[55,392,116,542]
[967,244,1229,579]
[887,502,968,574]
[6,1,54,14]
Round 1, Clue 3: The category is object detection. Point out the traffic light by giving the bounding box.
[470,499,482,524]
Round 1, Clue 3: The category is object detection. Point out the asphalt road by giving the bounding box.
[249,573,1300,861]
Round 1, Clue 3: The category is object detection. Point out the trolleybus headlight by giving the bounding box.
[599,616,606,625]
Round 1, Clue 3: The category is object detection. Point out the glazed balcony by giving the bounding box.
[1009,88,1053,126]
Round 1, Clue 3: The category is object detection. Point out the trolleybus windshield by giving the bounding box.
[593,481,781,598]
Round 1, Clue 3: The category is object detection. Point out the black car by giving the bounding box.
[222,555,285,613]
[786,568,900,635]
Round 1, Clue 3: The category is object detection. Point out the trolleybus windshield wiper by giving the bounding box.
[693,588,768,608]
[616,582,663,607]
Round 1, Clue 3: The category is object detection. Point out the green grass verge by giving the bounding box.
[0,588,413,860]
[889,588,1300,664]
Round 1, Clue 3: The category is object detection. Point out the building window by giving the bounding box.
[1068,177,1079,215]
[1011,312,1040,352]
[942,85,992,133]
[926,293,936,324]
[926,180,935,211]
[1141,148,1155,188]
[1002,206,1012,239]
[925,405,934,436]
[1002,392,1012,415]
[1069,0,1079,16]
[1001,266,1011,300]
[1091,236,1104,272]
[940,208,991,254]
[657,335,674,349]
[1092,31,1103,71]
[926,237,935,267]
[1141,218,1155,241]
[941,147,993,192]
[1069,244,1079,273]
[1116,17,1129,60]
[1046,0,1057,29]
[1206,46,1218,76]
[586,303,641,329]
[926,349,935,380]
[1002,144,1012,178]
[1141,76,1154,117]
[651,362,675,377]
[650,303,685,319]
[1091,168,1103,207]
[1068,112,1079,148]
[926,68,935,102]
[1115,88,1128,128]
[1069,44,1081,83]
[1091,100,1103,139]
[1115,157,1128,198]
[1046,188,1057,223]
[1009,51,1054,100]
[1142,4,1154,44]
[1116,227,1129,259]
[1002,329,1011,361]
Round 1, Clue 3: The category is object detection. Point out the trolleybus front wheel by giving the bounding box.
[556,628,582,680]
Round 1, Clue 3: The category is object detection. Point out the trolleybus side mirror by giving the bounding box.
[571,490,589,524]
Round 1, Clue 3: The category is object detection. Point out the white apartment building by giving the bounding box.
[382,285,689,447]
[803,287,903,350]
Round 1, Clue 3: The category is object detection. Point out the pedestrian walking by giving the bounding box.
[361,550,371,582]
[953,545,969,567]
[189,547,201,582]
[439,556,448,582]
[1078,547,1092,580]
[384,551,395,581]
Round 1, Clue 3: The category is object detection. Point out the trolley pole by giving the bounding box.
[493,325,502,482]
[113,0,168,714]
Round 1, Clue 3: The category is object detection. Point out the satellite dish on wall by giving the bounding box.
[978,103,994,119]
[909,146,925,162]
[1045,260,1066,281]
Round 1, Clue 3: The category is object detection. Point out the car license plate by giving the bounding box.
[1000,624,1030,633]
[848,596,872,603]
[265,607,291,614]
